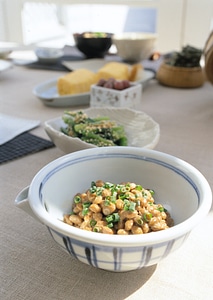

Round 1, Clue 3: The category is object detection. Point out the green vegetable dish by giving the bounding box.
[61,111,128,147]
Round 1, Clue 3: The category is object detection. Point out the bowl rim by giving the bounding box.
[28,147,212,246]
[112,32,158,41]
[73,32,113,39]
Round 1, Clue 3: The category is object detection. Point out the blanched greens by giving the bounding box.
[61,111,128,147]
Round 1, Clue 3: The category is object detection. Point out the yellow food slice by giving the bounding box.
[97,62,129,80]
[128,64,143,81]
[57,68,98,96]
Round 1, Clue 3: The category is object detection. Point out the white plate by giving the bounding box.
[0,60,13,72]
[44,107,160,153]
[33,79,90,107]
[0,42,19,58]
[33,69,154,107]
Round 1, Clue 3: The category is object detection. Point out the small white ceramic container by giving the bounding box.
[15,147,212,272]
[35,47,64,63]
[90,83,142,109]
[44,107,160,153]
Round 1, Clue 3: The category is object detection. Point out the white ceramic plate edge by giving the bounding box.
[33,70,154,107]
[44,107,160,152]
[0,60,13,72]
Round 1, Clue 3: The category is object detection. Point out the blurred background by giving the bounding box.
[0,0,212,53]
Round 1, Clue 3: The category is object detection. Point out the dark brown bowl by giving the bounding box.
[73,32,112,58]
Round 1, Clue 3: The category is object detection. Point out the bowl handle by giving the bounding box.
[14,186,42,223]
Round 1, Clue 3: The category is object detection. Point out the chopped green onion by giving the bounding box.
[129,202,136,211]
[106,215,114,223]
[123,200,136,212]
[119,194,127,200]
[104,182,114,189]
[91,181,96,187]
[135,185,143,191]
[96,187,103,196]
[123,199,130,211]
[143,213,153,222]
[93,226,100,232]
[74,195,81,203]
[83,202,91,208]
[149,189,155,196]
[136,200,141,207]
[104,199,110,206]
[113,213,120,222]
[90,219,97,227]
[142,191,148,198]
[106,212,120,224]
[135,217,143,226]
[90,185,97,193]
[82,208,89,216]
[157,206,164,212]
[82,202,91,216]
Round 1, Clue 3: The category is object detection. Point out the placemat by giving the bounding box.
[0,132,55,164]
[25,55,86,71]
[0,113,40,145]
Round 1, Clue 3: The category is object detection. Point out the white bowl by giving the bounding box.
[44,107,160,153]
[15,147,212,272]
[35,47,64,63]
[112,32,157,62]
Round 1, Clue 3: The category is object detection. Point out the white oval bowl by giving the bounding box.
[112,32,157,62]
[44,107,160,153]
[16,147,212,272]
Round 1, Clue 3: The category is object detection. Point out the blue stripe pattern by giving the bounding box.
[48,227,187,272]
[39,153,200,203]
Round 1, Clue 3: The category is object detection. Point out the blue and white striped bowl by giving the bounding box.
[15,147,212,272]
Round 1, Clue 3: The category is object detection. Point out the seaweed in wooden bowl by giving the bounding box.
[156,45,205,88]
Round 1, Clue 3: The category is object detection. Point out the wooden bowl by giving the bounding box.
[156,63,205,88]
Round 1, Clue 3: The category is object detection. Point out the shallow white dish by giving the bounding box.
[33,69,154,107]
[44,107,160,153]
[0,60,13,72]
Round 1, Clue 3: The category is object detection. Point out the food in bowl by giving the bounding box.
[44,107,160,153]
[61,110,128,146]
[73,32,112,58]
[156,45,204,88]
[96,78,131,90]
[57,62,143,96]
[112,32,157,62]
[165,45,202,68]
[15,147,212,272]
[90,79,141,108]
[64,180,174,235]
